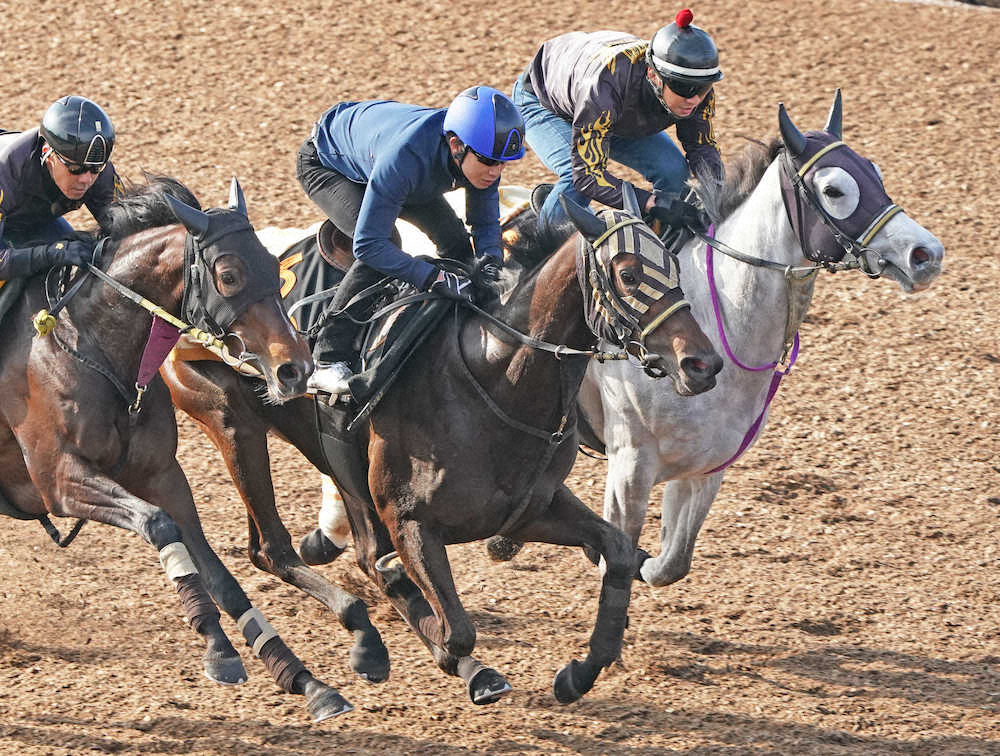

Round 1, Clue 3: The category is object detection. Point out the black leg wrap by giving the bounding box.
[174,573,221,635]
[258,636,308,693]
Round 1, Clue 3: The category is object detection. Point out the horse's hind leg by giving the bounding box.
[637,474,722,587]
[508,483,635,704]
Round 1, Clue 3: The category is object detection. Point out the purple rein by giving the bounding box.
[704,225,799,474]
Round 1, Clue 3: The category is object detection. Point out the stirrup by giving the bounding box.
[307,361,354,396]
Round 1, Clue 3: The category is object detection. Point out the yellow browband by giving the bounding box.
[796,140,845,177]
[591,216,648,251]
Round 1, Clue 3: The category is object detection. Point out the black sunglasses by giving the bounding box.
[664,78,713,100]
[468,148,502,167]
[52,151,106,175]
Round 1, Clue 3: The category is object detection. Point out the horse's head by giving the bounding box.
[561,188,722,396]
[167,178,312,401]
[778,90,944,292]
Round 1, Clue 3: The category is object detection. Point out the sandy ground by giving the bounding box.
[1,0,998,753]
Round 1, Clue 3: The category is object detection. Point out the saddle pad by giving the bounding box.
[278,230,347,341]
[346,296,451,409]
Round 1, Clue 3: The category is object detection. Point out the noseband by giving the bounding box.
[577,211,688,376]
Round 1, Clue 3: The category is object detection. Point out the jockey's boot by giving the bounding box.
[308,260,383,397]
[307,361,354,395]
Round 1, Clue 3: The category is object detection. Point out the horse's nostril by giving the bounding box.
[277,362,302,386]
[912,247,930,265]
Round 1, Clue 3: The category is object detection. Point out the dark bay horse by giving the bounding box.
[0,176,354,721]
[163,189,722,704]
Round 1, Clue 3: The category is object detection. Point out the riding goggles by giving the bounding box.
[468,148,502,167]
[52,151,106,175]
[664,78,713,100]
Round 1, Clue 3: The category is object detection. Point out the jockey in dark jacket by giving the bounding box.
[512,8,722,235]
[298,86,525,396]
[0,96,124,282]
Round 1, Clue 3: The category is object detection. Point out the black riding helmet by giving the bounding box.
[647,8,722,105]
[40,95,115,165]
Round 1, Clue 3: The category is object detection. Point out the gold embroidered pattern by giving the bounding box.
[577,110,613,188]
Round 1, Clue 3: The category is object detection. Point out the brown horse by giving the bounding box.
[0,176,356,721]
[163,189,722,704]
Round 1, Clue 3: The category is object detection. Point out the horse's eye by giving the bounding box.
[824,186,844,199]
[620,269,637,285]
[220,271,237,286]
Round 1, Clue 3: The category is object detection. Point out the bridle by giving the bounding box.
[577,212,689,377]
[778,144,903,279]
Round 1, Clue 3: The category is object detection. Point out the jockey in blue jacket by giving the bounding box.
[298,86,525,396]
[0,96,124,281]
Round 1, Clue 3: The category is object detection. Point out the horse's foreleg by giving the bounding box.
[603,445,660,546]
[638,474,722,587]
[148,461,352,722]
[377,518,512,705]
[45,466,247,686]
[167,360,388,683]
[508,483,635,704]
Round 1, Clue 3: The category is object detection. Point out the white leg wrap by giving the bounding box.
[237,607,279,656]
[319,475,350,549]
[158,542,198,580]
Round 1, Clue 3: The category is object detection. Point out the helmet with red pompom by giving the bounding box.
[647,9,723,89]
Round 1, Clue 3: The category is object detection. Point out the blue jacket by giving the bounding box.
[312,100,501,289]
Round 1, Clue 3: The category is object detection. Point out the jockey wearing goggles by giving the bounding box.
[513,8,722,236]
[298,86,525,396]
[0,96,124,283]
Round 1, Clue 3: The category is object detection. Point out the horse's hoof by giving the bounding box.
[350,630,390,683]
[468,667,512,705]
[299,529,345,566]
[633,548,652,582]
[553,659,595,704]
[306,683,354,722]
[486,535,522,562]
[203,653,247,686]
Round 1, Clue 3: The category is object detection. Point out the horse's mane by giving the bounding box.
[103,173,202,241]
[502,207,576,273]
[695,136,783,224]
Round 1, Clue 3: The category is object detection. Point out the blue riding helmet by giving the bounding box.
[443,86,525,162]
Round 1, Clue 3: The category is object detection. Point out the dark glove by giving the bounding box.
[646,196,708,234]
[428,270,475,303]
[0,239,92,279]
[477,257,501,282]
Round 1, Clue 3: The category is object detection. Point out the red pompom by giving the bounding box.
[675,8,694,28]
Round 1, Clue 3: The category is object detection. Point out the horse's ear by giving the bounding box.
[621,181,642,218]
[558,193,606,244]
[166,193,211,237]
[824,88,843,140]
[228,176,248,217]
[778,103,807,158]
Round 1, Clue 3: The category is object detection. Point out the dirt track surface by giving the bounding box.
[2,0,999,754]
